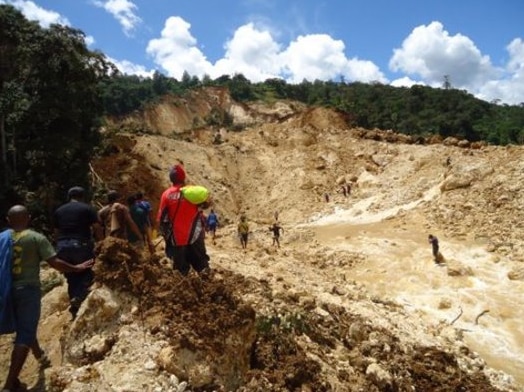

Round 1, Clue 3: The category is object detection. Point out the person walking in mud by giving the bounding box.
[157,164,212,276]
[269,222,283,248]
[53,187,103,319]
[2,205,94,392]
[428,234,441,264]
[237,215,250,250]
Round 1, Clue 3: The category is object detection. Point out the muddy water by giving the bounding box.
[313,220,524,388]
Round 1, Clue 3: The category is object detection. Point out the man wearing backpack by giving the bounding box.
[127,194,154,253]
[2,205,93,392]
[157,164,211,276]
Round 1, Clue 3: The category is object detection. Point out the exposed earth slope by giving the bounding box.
[1,90,523,391]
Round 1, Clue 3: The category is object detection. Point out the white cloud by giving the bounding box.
[1,0,69,27]
[93,0,141,36]
[390,76,423,88]
[85,35,96,47]
[507,38,524,73]
[147,17,386,85]
[213,23,282,81]
[146,16,213,79]
[389,21,497,89]
[477,38,524,104]
[388,21,524,104]
[107,57,154,78]
[282,34,349,82]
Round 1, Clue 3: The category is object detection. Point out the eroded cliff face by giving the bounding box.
[1,90,523,391]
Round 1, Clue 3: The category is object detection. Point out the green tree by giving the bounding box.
[0,4,112,222]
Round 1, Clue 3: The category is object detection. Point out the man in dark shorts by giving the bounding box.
[157,164,211,276]
[53,187,102,319]
[237,215,249,250]
[269,222,283,248]
[2,205,94,392]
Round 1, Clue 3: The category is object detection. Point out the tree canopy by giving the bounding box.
[0,4,112,224]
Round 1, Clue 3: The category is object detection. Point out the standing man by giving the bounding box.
[428,234,440,264]
[206,209,219,241]
[134,191,154,240]
[2,205,93,392]
[53,186,102,319]
[97,190,143,242]
[237,215,249,250]
[269,222,283,248]
[158,164,211,276]
[127,194,154,253]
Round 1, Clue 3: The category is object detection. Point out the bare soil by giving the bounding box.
[1,91,523,392]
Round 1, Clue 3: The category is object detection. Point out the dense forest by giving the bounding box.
[100,72,524,145]
[1,3,524,225]
[0,5,113,224]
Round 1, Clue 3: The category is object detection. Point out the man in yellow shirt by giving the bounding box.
[237,215,250,250]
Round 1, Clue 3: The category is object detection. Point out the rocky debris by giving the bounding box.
[446,260,474,277]
[3,97,524,391]
[507,266,524,281]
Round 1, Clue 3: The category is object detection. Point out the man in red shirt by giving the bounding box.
[157,164,211,276]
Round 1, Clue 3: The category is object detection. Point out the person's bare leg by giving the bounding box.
[3,344,30,390]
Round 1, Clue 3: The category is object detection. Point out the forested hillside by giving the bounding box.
[100,73,524,145]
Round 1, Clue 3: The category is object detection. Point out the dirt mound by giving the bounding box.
[94,237,255,349]
[298,106,350,131]
[91,134,165,213]
[92,238,504,391]
[91,238,325,391]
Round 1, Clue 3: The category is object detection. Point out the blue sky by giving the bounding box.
[2,0,523,104]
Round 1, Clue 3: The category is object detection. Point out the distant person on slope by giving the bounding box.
[2,205,94,392]
[237,215,250,250]
[157,164,212,276]
[206,209,219,240]
[428,234,441,264]
[269,222,283,248]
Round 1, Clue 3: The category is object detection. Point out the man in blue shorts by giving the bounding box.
[206,209,219,241]
[2,205,94,392]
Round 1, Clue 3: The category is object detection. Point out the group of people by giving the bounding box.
[1,157,442,391]
[0,163,214,391]
[236,215,284,250]
[97,190,156,253]
[1,193,98,392]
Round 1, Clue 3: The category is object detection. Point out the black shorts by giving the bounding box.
[240,233,248,242]
[171,236,209,276]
